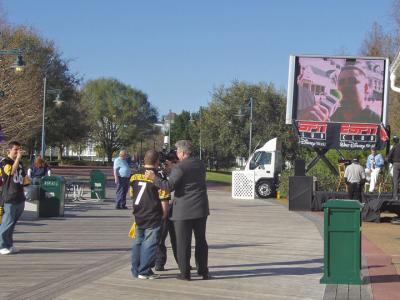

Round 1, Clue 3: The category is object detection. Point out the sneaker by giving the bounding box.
[10,246,20,253]
[0,248,11,255]
[138,274,160,280]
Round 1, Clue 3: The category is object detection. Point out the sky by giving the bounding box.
[2,0,397,118]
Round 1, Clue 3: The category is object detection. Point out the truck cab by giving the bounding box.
[244,138,282,198]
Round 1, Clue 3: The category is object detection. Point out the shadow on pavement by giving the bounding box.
[20,247,131,254]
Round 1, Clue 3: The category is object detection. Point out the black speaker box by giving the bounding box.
[294,160,306,176]
[289,176,313,211]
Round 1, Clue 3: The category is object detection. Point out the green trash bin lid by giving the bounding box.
[322,199,364,209]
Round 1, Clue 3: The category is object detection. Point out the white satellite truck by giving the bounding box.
[233,138,282,199]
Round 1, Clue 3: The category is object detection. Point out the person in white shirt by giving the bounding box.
[365,147,384,193]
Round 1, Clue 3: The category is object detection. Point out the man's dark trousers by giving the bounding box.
[174,217,208,278]
[116,177,129,208]
[155,219,177,268]
[347,182,362,202]
[392,162,400,200]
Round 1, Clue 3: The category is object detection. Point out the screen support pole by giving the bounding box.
[306,148,338,176]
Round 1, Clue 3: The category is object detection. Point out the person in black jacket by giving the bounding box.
[145,140,211,281]
[388,136,400,200]
[0,141,26,255]
[154,150,179,271]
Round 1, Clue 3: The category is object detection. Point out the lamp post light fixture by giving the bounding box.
[41,75,63,157]
[0,48,25,72]
[235,97,253,159]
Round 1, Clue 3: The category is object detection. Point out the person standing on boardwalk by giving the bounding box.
[344,157,366,202]
[145,140,211,281]
[130,150,168,279]
[0,141,26,255]
[113,150,131,209]
[388,136,400,200]
[154,150,179,271]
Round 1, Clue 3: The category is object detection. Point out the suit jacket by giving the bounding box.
[154,157,209,221]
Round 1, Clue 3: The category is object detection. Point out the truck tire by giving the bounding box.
[255,180,275,198]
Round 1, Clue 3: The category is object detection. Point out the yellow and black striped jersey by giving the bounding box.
[130,168,169,228]
[0,157,26,204]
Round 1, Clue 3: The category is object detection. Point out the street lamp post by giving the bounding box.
[41,75,62,157]
[235,97,253,159]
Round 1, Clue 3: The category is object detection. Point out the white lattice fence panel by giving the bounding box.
[232,171,255,199]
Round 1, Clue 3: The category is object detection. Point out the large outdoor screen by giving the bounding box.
[286,55,389,125]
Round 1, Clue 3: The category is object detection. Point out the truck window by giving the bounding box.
[249,152,272,170]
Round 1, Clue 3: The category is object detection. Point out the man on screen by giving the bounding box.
[330,64,380,123]
[297,63,381,124]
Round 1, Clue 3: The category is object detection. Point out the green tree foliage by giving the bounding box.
[0,20,87,159]
[81,78,157,162]
[360,17,400,134]
[194,81,299,168]
[170,110,191,146]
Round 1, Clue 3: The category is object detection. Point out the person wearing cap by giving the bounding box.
[344,157,366,202]
[387,136,400,200]
[365,147,384,193]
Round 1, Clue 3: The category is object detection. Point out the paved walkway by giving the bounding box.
[1,187,326,300]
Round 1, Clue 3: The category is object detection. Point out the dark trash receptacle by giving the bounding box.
[320,199,363,285]
[39,176,65,217]
[25,179,41,201]
[90,170,106,199]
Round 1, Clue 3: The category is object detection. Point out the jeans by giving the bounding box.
[131,223,162,277]
[116,177,130,207]
[0,202,25,249]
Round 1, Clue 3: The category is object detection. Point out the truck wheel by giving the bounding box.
[255,181,275,198]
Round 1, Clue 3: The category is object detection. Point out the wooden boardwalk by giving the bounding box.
[0,187,354,299]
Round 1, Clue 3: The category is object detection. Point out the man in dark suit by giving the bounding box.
[145,140,210,281]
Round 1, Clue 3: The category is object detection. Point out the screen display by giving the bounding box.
[294,57,386,124]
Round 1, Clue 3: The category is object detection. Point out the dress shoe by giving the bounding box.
[202,274,213,280]
[176,274,190,281]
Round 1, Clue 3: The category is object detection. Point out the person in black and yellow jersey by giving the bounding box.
[0,141,26,255]
[130,150,169,279]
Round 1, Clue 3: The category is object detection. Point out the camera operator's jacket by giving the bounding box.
[129,168,169,229]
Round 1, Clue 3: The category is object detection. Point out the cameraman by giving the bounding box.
[154,150,178,271]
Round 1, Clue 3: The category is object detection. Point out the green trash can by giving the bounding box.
[39,176,65,217]
[90,170,106,199]
[320,199,363,285]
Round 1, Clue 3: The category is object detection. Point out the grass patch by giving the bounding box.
[206,171,232,185]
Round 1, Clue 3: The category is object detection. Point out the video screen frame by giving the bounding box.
[286,55,390,126]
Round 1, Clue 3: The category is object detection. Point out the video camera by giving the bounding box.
[159,149,178,164]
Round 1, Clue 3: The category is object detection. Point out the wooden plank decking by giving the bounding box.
[0,187,370,299]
